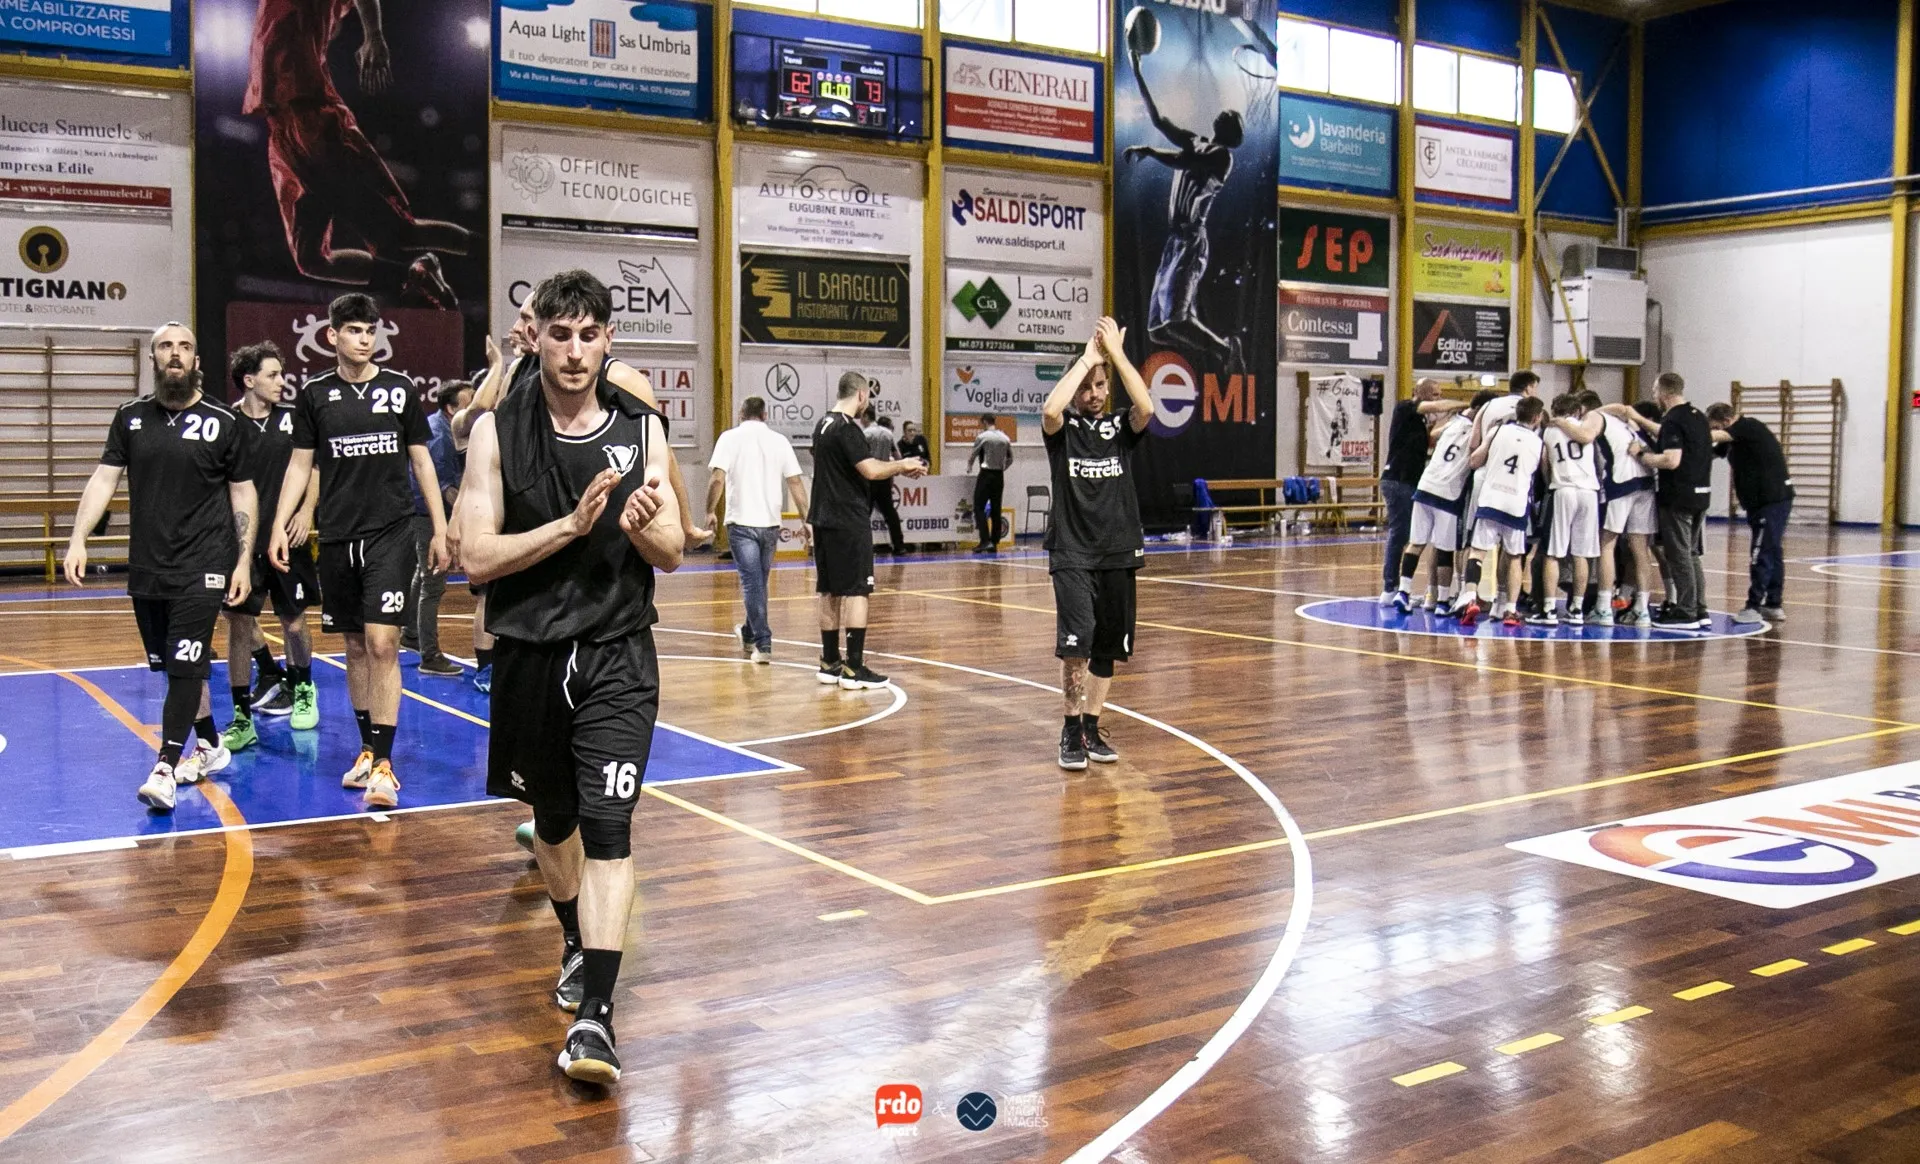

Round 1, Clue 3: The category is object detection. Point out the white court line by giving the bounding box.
[652,626,1315,1164]
[10,838,138,860]
[653,654,911,748]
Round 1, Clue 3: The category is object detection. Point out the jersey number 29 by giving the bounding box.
[370,387,407,414]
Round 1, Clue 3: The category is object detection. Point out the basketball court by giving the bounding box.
[2,525,1916,1161]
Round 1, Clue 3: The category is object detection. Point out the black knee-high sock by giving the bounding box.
[194,716,219,746]
[355,709,372,748]
[160,674,199,766]
[820,629,840,663]
[846,628,866,667]
[1463,559,1483,588]
[551,896,581,952]
[1583,581,1600,612]
[231,685,252,718]
[287,662,311,686]
[252,646,283,680]
[580,948,622,1013]
[369,722,395,763]
[1398,551,1420,585]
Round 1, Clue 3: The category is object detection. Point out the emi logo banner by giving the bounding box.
[1510,763,1920,907]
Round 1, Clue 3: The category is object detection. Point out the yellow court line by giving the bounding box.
[898,589,1917,728]
[1751,959,1807,977]
[817,909,867,922]
[1890,919,1920,935]
[1589,1005,1651,1026]
[643,785,934,906]
[1496,1032,1563,1055]
[1393,1061,1467,1087]
[921,838,1288,904]
[1674,981,1734,1001]
[1823,938,1876,956]
[0,652,254,1144]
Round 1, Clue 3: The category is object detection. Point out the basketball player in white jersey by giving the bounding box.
[1542,393,1602,626]
[1392,389,1497,615]
[1594,392,1658,627]
[1455,395,1546,628]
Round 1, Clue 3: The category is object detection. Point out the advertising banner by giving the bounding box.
[1509,762,1920,908]
[735,147,920,255]
[1412,299,1510,373]
[735,348,916,446]
[194,0,489,372]
[1278,287,1387,367]
[944,42,1100,159]
[777,474,996,549]
[496,124,702,234]
[225,303,465,401]
[1411,222,1512,299]
[1414,121,1515,204]
[1115,0,1279,523]
[1305,373,1371,468]
[0,81,189,208]
[739,251,910,348]
[619,355,696,445]
[946,266,1092,355]
[0,0,174,57]
[1279,207,1390,289]
[0,218,175,328]
[499,233,699,345]
[494,0,706,116]
[1279,95,1393,193]
[943,359,1063,444]
[945,168,1102,269]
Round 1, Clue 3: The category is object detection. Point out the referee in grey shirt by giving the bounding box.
[969,413,1013,554]
[862,407,905,554]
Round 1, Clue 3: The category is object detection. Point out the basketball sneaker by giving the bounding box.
[341,747,376,789]
[1760,606,1785,623]
[1457,598,1483,627]
[1433,598,1456,618]
[1058,720,1088,771]
[1083,721,1118,764]
[290,682,319,730]
[554,947,585,1013]
[1526,608,1558,627]
[1391,590,1413,613]
[418,653,462,677]
[816,657,843,684]
[402,253,458,309]
[1503,610,1526,629]
[252,678,293,716]
[472,664,492,694]
[137,760,176,812]
[749,646,772,665]
[221,715,258,753]
[1592,606,1615,627]
[174,737,231,786]
[364,760,400,809]
[1566,609,1585,627]
[558,1000,620,1085]
[839,663,889,691]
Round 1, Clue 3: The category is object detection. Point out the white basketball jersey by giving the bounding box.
[1599,414,1652,488]
[1546,424,1600,491]
[1415,414,1475,501]
[1478,423,1543,519]
[1477,394,1520,438]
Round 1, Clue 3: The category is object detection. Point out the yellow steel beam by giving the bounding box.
[1886,0,1916,531]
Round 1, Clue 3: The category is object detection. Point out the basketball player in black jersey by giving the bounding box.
[270,293,449,810]
[66,323,258,811]
[458,269,682,1086]
[220,342,322,754]
[1043,317,1156,769]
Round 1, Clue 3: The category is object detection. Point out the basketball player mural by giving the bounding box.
[244,0,470,302]
[1122,6,1244,369]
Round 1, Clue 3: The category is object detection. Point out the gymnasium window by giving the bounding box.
[1275,17,1400,106]
[1533,68,1579,134]
[1413,45,1520,124]
[746,0,923,29]
[942,0,1104,53]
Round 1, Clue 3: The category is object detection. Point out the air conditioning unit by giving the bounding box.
[1551,276,1647,366]
[1561,241,1639,279]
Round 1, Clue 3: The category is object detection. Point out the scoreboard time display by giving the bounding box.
[774,41,890,131]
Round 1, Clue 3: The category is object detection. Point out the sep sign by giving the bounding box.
[1510,763,1920,907]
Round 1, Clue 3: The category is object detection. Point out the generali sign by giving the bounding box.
[944,43,1099,159]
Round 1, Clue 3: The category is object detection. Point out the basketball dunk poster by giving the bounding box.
[1113,0,1279,525]
[192,0,490,384]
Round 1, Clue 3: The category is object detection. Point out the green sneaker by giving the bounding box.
[515,820,536,853]
[221,715,258,752]
[289,681,319,731]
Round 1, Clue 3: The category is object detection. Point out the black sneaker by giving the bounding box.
[554,946,585,1013]
[1058,721,1088,771]
[558,1000,620,1085]
[838,663,890,691]
[251,678,292,716]
[1083,721,1117,764]
[1653,609,1699,628]
[816,657,843,685]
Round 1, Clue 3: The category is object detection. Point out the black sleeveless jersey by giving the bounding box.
[485,369,664,644]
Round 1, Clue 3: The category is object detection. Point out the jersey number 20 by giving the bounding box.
[180,415,220,442]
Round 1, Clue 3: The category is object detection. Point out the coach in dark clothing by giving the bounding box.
[1708,403,1793,624]
[1378,379,1465,600]
[1620,372,1713,627]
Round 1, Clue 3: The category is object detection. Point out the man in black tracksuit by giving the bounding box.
[1708,402,1793,625]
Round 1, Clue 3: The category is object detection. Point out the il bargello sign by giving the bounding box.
[944,43,1098,158]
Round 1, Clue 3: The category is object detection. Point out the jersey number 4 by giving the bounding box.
[370,387,407,414]
[180,415,220,442]
[1503,454,1521,474]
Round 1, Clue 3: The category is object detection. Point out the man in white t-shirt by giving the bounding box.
[705,396,808,663]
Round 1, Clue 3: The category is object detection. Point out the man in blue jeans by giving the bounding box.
[705,396,808,662]
[1708,402,1793,625]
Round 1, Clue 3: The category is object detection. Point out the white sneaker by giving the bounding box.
[733,624,751,658]
[138,761,177,811]
[174,737,231,786]
[749,647,772,665]
[341,746,376,789]
[1377,590,1396,607]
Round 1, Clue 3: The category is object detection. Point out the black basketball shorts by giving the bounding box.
[134,592,224,680]
[318,520,416,634]
[1052,567,1137,662]
[225,545,320,621]
[486,628,660,827]
[813,525,875,597]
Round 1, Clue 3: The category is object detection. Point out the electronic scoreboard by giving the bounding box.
[773,42,891,131]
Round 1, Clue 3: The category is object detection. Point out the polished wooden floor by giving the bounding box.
[3,524,1920,1162]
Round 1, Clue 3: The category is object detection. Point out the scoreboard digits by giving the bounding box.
[774,43,891,131]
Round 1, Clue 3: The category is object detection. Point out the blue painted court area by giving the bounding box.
[0,656,791,852]
[1296,599,1770,642]
[1808,551,1920,569]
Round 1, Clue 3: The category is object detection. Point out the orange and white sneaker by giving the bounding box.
[341,747,376,789]
[364,759,400,809]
